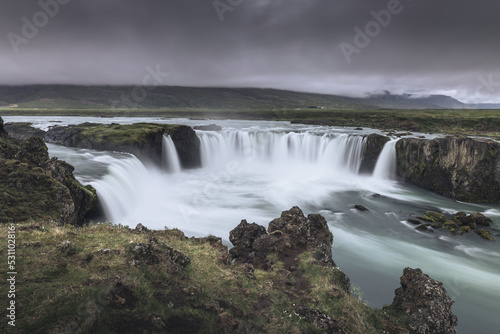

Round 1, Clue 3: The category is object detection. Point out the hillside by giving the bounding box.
[0,85,471,110]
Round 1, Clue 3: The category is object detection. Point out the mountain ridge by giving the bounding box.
[0,84,494,110]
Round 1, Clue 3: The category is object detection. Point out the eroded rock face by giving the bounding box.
[393,267,458,334]
[42,123,201,169]
[0,117,6,136]
[360,134,390,174]
[0,119,96,225]
[229,207,336,269]
[396,136,500,203]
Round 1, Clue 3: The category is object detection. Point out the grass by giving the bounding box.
[2,108,500,138]
[0,221,410,333]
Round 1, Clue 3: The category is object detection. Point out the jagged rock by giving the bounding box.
[230,207,340,279]
[0,128,96,225]
[130,243,160,265]
[453,212,492,227]
[193,124,222,131]
[359,134,391,174]
[392,268,458,334]
[129,242,191,267]
[229,220,268,266]
[396,136,500,203]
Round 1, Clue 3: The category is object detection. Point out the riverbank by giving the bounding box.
[1,108,500,139]
[0,207,460,333]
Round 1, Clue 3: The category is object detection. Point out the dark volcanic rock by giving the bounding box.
[0,117,6,136]
[353,204,369,212]
[229,207,339,274]
[392,267,458,334]
[359,134,390,174]
[396,136,500,203]
[44,123,201,169]
[3,122,46,139]
[0,123,97,225]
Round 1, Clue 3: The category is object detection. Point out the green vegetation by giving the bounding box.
[3,108,500,138]
[0,221,409,333]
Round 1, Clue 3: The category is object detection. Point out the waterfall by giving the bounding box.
[196,130,367,174]
[89,155,150,223]
[373,139,399,180]
[162,135,182,173]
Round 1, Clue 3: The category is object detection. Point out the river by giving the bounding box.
[4,116,500,334]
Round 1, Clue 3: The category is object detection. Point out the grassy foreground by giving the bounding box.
[2,108,500,138]
[0,221,408,333]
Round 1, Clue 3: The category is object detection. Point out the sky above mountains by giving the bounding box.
[1,0,499,103]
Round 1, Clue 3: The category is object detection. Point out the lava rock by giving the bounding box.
[392,267,458,334]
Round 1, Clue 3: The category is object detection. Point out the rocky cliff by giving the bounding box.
[5,122,201,169]
[396,136,500,203]
[360,133,390,174]
[0,117,96,225]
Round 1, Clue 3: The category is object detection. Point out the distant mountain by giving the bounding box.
[0,84,490,110]
[364,91,466,109]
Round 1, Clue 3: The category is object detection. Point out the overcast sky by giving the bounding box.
[1,0,499,103]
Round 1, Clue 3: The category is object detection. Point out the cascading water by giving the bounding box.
[197,130,367,174]
[162,135,182,173]
[373,139,399,180]
[21,117,500,334]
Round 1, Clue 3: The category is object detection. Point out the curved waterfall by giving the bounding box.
[197,130,367,174]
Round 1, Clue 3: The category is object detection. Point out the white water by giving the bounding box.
[162,135,182,173]
[7,117,500,334]
[373,139,398,180]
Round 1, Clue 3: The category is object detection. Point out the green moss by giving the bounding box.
[460,226,471,233]
[476,229,494,241]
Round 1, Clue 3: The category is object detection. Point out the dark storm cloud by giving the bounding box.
[1,0,499,102]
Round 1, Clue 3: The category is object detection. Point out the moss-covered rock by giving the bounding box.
[0,117,96,225]
[396,137,500,203]
[44,123,201,168]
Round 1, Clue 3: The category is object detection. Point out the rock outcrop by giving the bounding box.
[360,133,390,174]
[0,117,96,225]
[230,206,336,269]
[396,136,500,203]
[392,267,458,334]
[0,117,6,136]
[229,207,351,293]
[5,122,201,169]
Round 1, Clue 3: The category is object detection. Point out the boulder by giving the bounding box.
[392,268,458,334]
[3,122,46,139]
[229,207,336,269]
